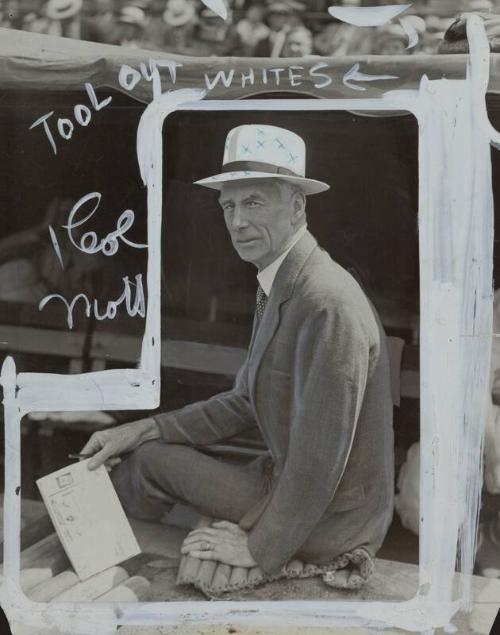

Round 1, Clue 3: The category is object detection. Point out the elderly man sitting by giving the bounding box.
[81,124,394,578]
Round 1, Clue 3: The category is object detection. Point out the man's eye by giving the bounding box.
[247,201,260,208]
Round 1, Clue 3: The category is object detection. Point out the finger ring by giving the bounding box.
[202,541,211,551]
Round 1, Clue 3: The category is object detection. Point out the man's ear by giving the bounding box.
[292,191,306,225]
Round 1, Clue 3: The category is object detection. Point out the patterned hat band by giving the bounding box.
[220,161,301,178]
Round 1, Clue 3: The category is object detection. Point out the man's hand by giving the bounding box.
[181,521,257,568]
[80,418,161,470]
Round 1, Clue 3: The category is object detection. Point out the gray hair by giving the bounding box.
[272,179,307,228]
[272,179,305,202]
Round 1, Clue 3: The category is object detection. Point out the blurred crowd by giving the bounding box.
[1,0,500,56]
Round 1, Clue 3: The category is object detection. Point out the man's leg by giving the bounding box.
[110,440,266,523]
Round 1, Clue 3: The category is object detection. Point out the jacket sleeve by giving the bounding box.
[153,352,256,446]
[247,305,371,574]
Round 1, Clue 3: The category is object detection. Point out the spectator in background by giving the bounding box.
[82,0,121,44]
[312,0,376,56]
[3,0,499,56]
[280,24,313,56]
[254,2,295,56]
[116,4,145,46]
[0,197,113,304]
[189,6,243,56]
[235,4,269,55]
[461,0,494,10]
[17,0,42,31]
[0,0,22,28]
[439,9,500,52]
[141,0,168,49]
[420,15,454,54]
[313,18,372,55]
[372,23,408,55]
[163,0,197,54]
[22,0,83,36]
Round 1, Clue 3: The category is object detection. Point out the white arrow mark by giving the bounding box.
[343,63,399,92]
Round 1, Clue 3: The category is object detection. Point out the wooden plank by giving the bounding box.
[95,315,251,347]
[91,331,247,376]
[162,340,246,376]
[90,331,140,365]
[0,325,85,358]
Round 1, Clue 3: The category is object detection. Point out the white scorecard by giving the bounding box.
[36,459,141,581]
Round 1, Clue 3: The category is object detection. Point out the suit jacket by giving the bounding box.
[154,231,394,574]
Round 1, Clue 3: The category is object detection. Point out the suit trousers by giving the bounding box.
[110,440,269,523]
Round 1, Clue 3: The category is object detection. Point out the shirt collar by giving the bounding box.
[257,225,308,297]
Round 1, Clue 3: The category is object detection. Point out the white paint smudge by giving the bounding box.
[48,225,65,269]
[399,15,419,49]
[200,0,227,20]
[327,4,411,27]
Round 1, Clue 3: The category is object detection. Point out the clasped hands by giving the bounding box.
[181,520,257,568]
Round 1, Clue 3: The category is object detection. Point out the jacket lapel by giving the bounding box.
[248,230,318,403]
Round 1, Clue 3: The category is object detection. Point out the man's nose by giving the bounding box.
[231,207,250,230]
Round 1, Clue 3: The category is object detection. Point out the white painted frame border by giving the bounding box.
[1,14,499,634]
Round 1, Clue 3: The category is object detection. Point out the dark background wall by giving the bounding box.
[163,107,420,333]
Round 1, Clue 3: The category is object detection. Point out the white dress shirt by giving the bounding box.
[257,225,307,297]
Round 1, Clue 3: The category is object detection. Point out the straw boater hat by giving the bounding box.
[163,0,196,26]
[46,0,82,20]
[118,5,146,25]
[195,124,330,196]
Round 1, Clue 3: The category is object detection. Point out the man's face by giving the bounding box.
[219,179,300,270]
[282,29,312,56]
[268,12,289,31]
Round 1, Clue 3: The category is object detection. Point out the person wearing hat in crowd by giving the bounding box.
[0,0,22,28]
[188,4,244,56]
[280,24,313,56]
[313,5,373,56]
[235,4,270,56]
[162,0,197,54]
[439,6,500,53]
[117,3,146,47]
[140,0,169,49]
[372,23,410,56]
[254,1,297,56]
[22,0,83,36]
[81,124,394,578]
[81,0,121,45]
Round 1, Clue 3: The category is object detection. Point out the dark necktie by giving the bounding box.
[255,284,268,321]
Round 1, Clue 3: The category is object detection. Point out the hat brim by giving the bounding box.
[46,0,82,20]
[163,7,196,25]
[194,171,330,196]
